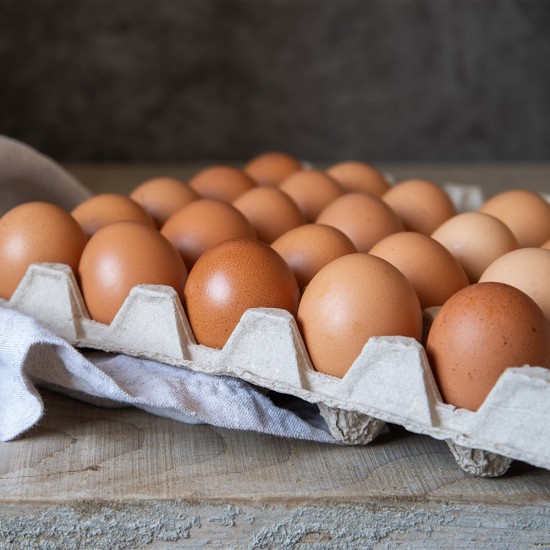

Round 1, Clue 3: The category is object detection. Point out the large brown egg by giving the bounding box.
[479,189,550,247]
[71,193,156,237]
[0,201,88,299]
[79,221,188,324]
[369,232,469,310]
[298,253,423,378]
[316,192,403,252]
[426,282,550,411]
[382,179,456,235]
[189,165,256,202]
[184,238,300,348]
[161,199,256,268]
[326,161,390,197]
[129,177,198,227]
[243,151,302,187]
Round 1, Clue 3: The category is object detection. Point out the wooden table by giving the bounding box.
[2,163,550,549]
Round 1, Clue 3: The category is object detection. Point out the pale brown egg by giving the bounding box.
[271,224,357,290]
[326,161,390,197]
[479,248,550,324]
[243,151,302,187]
[71,193,156,237]
[161,199,256,268]
[188,166,256,202]
[0,201,88,299]
[382,179,456,235]
[129,177,198,227]
[426,282,550,411]
[316,192,404,252]
[232,187,306,243]
[369,232,469,310]
[479,189,550,247]
[431,211,519,283]
[279,169,344,222]
[184,238,300,349]
[79,221,188,325]
[298,253,423,378]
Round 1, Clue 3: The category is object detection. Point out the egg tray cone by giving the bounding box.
[3,263,550,477]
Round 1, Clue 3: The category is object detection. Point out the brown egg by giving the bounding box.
[431,211,519,283]
[129,177,198,227]
[426,282,550,411]
[479,248,550,324]
[184,238,300,349]
[161,199,256,268]
[479,189,550,247]
[271,224,357,290]
[298,253,423,378]
[243,151,302,187]
[382,179,456,235]
[316,192,404,252]
[0,201,88,299]
[79,221,188,325]
[232,187,306,243]
[189,165,256,202]
[279,169,344,222]
[71,193,156,237]
[326,161,390,197]
[369,232,469,310]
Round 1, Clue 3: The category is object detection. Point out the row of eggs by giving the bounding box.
[2,151,550,414]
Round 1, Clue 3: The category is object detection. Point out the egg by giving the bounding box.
[479,189,550,247]
[279,169,344,222]
[479,247,550,324]
[316,192,404,252]
[184,238,300,349]
[79,221,188,325]
[297,253,423,378]
[0,201,88,299]
[243,151,302,187]
[431,211,519,283]
[188,166,256,202]
[71,193,156,237]
[426,282,550,411]
[232,187,306,243]
[129,177,198,227]
[369,232,469,310]
[326,161,390,197]
[382,179,456,235]
[161,199,256,268]
[271,224,357,290]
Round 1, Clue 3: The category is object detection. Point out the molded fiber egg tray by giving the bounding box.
[3,260,550,478]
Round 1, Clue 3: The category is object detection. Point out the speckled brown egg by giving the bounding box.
[382,179,456,235]
[279,169,344,222]
[426,282,550,411]
[79,221,188,324]
[184,238,300,348]
[271,224,357,290]
[243,151,302,187]
[316,192,404,252]
[188,165,256,202]
[0,201,88,299]
[326,161,390,197]
[298,253,423,378]
[161,199,256,268]
[71,193,156,237]
[233,187,306,243]
[129,177,198,227]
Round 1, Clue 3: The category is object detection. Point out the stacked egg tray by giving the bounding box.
[3,256,550,478]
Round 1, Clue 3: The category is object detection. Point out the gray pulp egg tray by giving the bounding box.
[4,260,550,478]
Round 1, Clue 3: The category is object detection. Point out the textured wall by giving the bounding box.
[0,1,549,162]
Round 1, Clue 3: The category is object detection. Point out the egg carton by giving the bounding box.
[4,262,550,477]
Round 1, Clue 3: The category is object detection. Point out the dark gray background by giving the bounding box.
[0,0,549,162]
